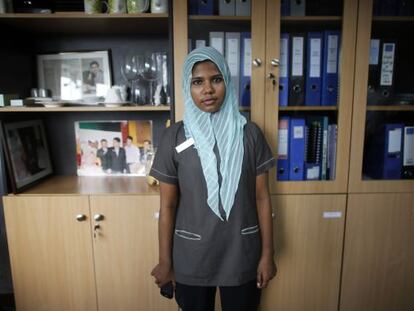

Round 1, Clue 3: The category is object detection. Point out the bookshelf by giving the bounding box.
[348,0,414,193]
[264,0,358,194]
[0,11,174,182]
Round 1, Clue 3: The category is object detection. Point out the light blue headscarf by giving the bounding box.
[182,47,247,221]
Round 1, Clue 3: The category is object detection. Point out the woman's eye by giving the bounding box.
[213,77,223,83]
[192,80,202,86]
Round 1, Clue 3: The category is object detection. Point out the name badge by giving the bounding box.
[175,138,195,153]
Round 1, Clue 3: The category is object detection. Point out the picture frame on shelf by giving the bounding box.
[75,120,153,177]
[1,120,53,193]
[37,50,112,105]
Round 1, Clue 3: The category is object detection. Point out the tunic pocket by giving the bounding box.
[241,225,259,235]
[175,229,202,241]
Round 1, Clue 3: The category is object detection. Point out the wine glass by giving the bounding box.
[142,53,162,105]
[121,54,145,104]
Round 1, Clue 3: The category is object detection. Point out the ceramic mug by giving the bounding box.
[103,0,127,13]
[150,0,167,14]
[84,0,102,13]
[127,0,149,13]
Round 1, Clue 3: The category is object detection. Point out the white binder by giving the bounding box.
[209,32,225,55]
[225,32,241,99]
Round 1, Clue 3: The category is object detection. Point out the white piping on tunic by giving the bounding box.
[151,168,178,179]
[256,158,275,170]
[175,230,202,241]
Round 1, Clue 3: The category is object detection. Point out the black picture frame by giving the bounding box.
[1,120,53,193]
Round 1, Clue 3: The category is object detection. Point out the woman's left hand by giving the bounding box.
[256,256,277,289]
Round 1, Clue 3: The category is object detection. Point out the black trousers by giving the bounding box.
[175,279,261,311]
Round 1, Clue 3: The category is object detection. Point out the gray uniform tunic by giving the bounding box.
[150,121,276,287]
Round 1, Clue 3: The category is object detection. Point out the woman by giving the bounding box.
[150,47,277,311]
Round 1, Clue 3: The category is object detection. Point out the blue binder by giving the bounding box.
[188,0,198,14]
[281,0,290,16]
[240,32,251,107]
[197,0,214,15]
[364,123,404,179]
[279,33,290,107]
[289,118,306,180]
[305,32,323,106]
[321,31,340,106]
[277,116,290,181]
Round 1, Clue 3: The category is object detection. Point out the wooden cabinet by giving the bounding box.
[3,196,97,311]
[2,180,177,311]
[340,193,414,311]
[90,195,176,311]
[261,194,346,311]
[348,0,414,193]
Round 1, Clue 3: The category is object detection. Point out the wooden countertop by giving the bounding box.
[9,175,160,196]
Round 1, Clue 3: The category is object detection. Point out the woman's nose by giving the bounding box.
[202,80,214,94]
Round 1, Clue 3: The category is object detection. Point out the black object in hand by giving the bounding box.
[160,281,174,299]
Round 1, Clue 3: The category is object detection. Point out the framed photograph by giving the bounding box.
[37,50,112,104]
[2,120,53,193]
[75,120,153,176]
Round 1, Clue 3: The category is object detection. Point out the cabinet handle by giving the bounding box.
[271,58,280,67]
[76,214,87,222]
[94,214,105,222]
[252,58,262,67]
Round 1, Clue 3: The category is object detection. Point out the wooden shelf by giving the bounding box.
[189,15,250,21]
[0,12,169,34]
[372,16,414,22]
[239,106,251,112]
[366,105,414,111]
[279,106,338,111]
[0,105,171,112]
[11,175,160,195]
[281,16,342,23]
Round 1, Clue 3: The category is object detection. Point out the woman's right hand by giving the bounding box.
[151,262,174,288]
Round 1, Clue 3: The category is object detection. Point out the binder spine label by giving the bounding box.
[403,127,414,166]
[292,37,304,76]
[280,38,289,78]
[310,38,322,78]
[380,43,395,86]
[370,39,380,65]
[293,125,304,139]
[278,128,289,158]
[243,38,252,77]
[388,128,402,154]
[327,35,338,74]
[227,38,239,76]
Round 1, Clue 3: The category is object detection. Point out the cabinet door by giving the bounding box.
[340,194,414,311]
[3,196,97,311]
[265,0,358,194]
[90,195,177,311]
[173,0,267,127]
[260,194,346,311]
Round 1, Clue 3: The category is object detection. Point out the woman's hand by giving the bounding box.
[151,262,175,288]
[256,256,277,289]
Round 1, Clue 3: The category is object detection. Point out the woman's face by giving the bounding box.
[190,60,226,113]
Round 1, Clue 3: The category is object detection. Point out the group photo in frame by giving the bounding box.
[75,120,153,177]
[37,50,112,104]
[1,120,53,193]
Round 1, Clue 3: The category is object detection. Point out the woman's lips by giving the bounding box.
[203,98,216,106]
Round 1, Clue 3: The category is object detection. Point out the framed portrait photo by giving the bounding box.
[37,50,112,104]
[2,120,53,193]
